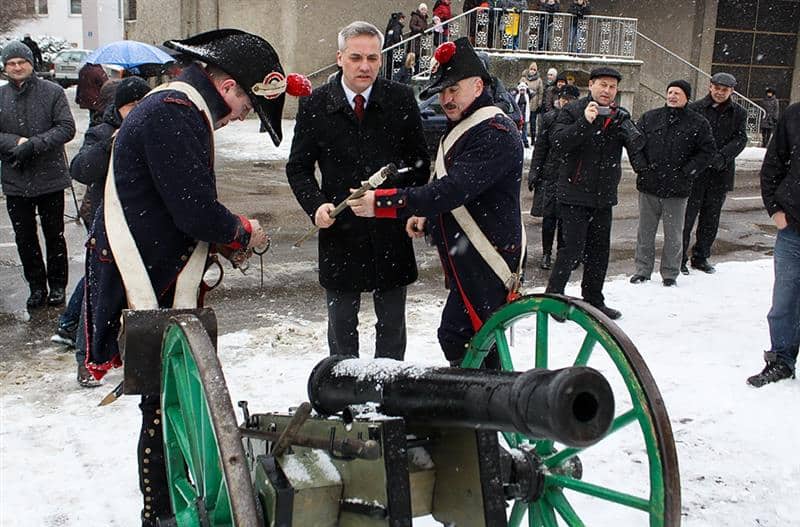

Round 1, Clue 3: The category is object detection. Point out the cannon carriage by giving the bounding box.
[126,294,680,526]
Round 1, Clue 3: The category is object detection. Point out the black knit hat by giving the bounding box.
[164,29,288,145]
[2,41,34,66]
[589,66,622,82]
[667,79,691,100]
[420,37,490,99]
[114,77,151,109]
[559,85,580,100]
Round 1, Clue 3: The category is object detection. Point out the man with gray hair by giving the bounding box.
[287,21,430,360]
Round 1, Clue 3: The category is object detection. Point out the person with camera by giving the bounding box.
[544,67,644,320]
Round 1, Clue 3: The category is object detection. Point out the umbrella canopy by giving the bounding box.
[83,40,174,69]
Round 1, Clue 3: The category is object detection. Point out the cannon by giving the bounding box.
[131,294,680,526]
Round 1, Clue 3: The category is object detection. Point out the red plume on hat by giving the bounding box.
[434,42,456,65]
[286,73,312,97]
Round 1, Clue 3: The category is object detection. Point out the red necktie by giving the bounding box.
[354,94,365,122]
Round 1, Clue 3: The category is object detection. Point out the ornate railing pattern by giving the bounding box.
[377,8,637,81]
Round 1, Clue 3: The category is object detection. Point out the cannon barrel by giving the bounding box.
[308,357,614,448]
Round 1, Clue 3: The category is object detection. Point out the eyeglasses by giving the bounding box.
[4,59,29,68]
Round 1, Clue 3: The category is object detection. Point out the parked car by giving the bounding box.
[418,95,448,157]
[51,49,90,87]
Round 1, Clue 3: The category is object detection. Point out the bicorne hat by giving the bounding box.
[420,37,490,99]
[164,29,311,146]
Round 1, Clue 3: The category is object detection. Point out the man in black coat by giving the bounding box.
[629,80,715,287]
[682,72,748,274]
[349,37,524,367]
[747,102,800,387]
[286,21,430,360]
[544,66,644,320]
[22,34,43,70]
[0,41,76,310]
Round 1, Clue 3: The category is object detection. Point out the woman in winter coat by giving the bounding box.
[433,0,452,40]
[384,12,406,49]
[514,82,531,148]
[409,4,430,70]
[538,0,561,51]
[522,62,544,142]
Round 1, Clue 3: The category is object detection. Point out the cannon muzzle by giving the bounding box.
[308,357,614,448]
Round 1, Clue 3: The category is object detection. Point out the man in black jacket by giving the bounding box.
[747,102,800,387]
[629,80,715,287]
[544,66,643,320]
[286,21,430,360]
[682,72,748,274]
[0,41,76,310]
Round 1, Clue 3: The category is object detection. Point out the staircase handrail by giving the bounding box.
[636,31,766,119]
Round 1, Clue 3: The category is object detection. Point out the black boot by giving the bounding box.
[540,253,552,270]
[588,302,622,320]
[26,288,47,310]
[47,286,66,306]
[139,396,172,525]
[747,361,795,387]
[690,258,715,274]
[680,261,689,275]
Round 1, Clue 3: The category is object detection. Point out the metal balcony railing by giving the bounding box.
[306,8,639,83]
[379,8,637,82]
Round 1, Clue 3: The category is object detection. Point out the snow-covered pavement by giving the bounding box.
[1,259,798,526]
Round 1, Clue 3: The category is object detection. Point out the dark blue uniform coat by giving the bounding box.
[375,92,524,361]
[84,65,251,375]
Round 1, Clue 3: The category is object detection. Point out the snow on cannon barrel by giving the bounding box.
[307,356,615,448]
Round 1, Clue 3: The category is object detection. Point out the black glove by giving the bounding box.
[619,118,645,150]
[9,141,35,167]
[613,107,631,124]
[711,152,726,171]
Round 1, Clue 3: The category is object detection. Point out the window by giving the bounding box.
[125,0,137,21]
[25,0,48,15]
[70,0,81,15]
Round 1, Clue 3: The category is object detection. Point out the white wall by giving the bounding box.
[3,0,83,48]
[82,0,125,49]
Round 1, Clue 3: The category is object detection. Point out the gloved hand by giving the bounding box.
[9,140,34,167]
[618,117,645,150]
[612,107,631,124]
[711,152,726,171]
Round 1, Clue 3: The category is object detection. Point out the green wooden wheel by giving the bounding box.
[161,314,260,527]
[462,294,681,527]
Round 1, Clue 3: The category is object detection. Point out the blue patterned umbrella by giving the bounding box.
[83,40,174,69]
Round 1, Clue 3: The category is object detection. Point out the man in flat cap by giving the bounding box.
[682,72,748,274]
[82,29,309,526]
[629,80,715,287]
[0,41,75,310]
[349,37,525,367]
[544,66,644,320]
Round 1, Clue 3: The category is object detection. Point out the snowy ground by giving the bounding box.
[1,259,798,526]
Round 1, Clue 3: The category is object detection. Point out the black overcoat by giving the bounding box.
[688,95,748,191]
[286,73,430,292]
[550,95,636,208]
[529,107,561,217]
[631,105,716,198]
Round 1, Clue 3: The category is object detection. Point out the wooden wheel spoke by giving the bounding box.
[546,474,651,512]
[545,489,586,527]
